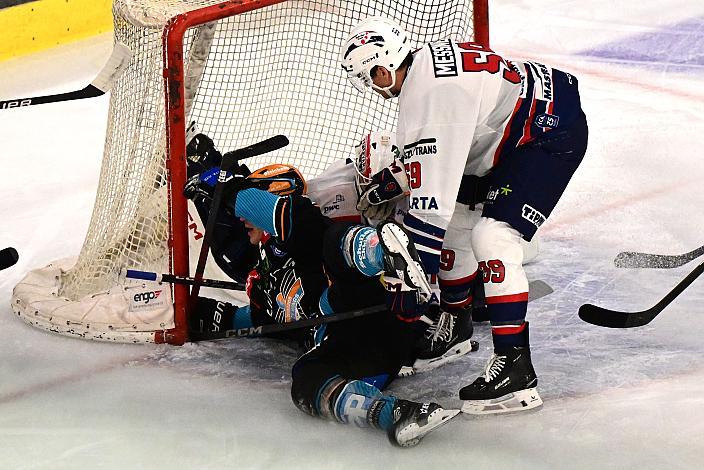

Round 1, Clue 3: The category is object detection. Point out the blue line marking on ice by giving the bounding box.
[578,16,704,73]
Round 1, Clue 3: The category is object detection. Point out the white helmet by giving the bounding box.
[340,16,411,96]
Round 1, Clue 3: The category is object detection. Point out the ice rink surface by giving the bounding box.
[1,1,704,468]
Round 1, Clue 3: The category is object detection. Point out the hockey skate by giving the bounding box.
[459,329,543,415]
[388,399,460,447]
[398,307,477,377]
[377,221,432,298]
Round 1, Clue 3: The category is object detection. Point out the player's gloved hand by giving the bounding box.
[183,167,220,203]
[186,128,223,177]
[356,161,410,220]
[382,274,428,322]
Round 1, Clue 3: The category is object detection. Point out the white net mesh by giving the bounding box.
[59,0,479,301]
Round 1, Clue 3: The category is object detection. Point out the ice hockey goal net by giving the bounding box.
[12,0,488,344]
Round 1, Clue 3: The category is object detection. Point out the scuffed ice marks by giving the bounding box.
[135,338,303,386]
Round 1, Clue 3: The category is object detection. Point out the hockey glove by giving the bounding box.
[183,167,220,203]
[382,275,428,322]
[356,162,410,220]
[186,131,223,178]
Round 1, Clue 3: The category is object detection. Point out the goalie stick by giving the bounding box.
[579,260,704,328]
[189,134,290,304]
[188,279,555,341]
[614,244,704,269]
[0,43,132,109]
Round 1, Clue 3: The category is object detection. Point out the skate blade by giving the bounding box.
[393,408,461,447]
[413,339,478,374]
[461,388,543,415]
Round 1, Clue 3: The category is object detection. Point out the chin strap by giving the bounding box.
[371,70,399,98]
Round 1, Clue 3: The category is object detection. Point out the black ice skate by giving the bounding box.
[388,399,460,447]
[377,221,432,298]
[398,306,477,377]
[415,306,477,372]
[459,331,543,415]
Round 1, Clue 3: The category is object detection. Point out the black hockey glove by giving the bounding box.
[183,163,251,212]
[186,132,223,178]
[183,167,219,203]
[383,278,429,322]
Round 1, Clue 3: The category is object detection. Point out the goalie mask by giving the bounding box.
[246,164,307,197]
[340,16,411,97]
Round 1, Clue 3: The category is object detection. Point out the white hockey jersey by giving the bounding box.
[397,39,581,273]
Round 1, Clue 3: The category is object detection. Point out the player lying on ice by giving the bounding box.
[340,17,588,414]
[183,139,459,447]
[185,127,491,375]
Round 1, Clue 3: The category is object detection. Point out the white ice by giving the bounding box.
[2,1,704,468]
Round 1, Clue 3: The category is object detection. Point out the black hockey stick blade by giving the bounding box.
[0,247,19,270]
[225,135,289,167]
[0,43,131,110]
[614,244,704,269]
[579,260,704,328]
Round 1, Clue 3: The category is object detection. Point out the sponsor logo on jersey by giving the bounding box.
[522,204,546,228]
[409,196,439,210]
[323,204,340,214]
[428,40,457,77]
[275,275,305,323]
[535,113,560,129]
[528,61,553,102]
[403,138,438,158]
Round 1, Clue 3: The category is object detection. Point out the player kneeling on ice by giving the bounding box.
[183,147,458,446]
[340,17,588,414]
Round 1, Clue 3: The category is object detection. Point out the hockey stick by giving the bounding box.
[0,43,132,109]
[189,304,387,341]
[189,279,555,341]
[0,247,19,271]
[122,268,245,291]
[189,135,290,304]
[614,244,704,269]
[579,260,704,328]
